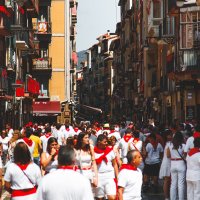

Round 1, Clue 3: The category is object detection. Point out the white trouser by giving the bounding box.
[187,180,200,200]
[170,161,186,200]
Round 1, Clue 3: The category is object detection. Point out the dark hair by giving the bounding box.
[25,128,33,138]
[125,128,132,134]
[195,125,200,132]
[56,123,61,130]
[33,129,40,137]
[45,126,51,133]
[75,132,90,151]
[66,137,74,148]
[14,142,31,164]
[47,137,58,153]
[149,133,156,141]
[133,130,140,138]
[172,132,184,150]
[58,146,75,166]
[97,134,107,143]
[194,138,200,148]
[127,150,138,164]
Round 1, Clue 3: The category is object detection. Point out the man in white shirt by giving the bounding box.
[40,126,53,152]
[37,146,94,200]
[94,134,118,200]
[6,123,14,139]
[118,150,143,200]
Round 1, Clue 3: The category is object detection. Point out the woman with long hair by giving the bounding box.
[167,132,186,200]
[4,142,41,200]
[75,132,98,187]
[40,137,59,175]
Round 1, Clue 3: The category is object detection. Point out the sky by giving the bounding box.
[76,0,120,52]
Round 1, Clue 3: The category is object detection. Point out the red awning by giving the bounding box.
[72,51,78,65]
[33,101,61,116]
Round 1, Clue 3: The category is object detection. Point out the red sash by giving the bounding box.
[188,147,200,157]
[94,146,113,165]
[12,187,36,197]
[120,164,137,171]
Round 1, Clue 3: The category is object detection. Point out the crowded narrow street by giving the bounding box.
[0,0,200,200]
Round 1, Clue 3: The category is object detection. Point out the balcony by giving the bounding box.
[33,21,52,42]
[32,57,52,71]
[71,5,77,25]
[178,50,200,72]
[0,13,11,36]
[15,31,29,50]
[24,0,39,17]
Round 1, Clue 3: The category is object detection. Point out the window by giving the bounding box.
[152,0,162,25]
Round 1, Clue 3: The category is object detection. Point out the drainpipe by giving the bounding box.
[65,0,71,101]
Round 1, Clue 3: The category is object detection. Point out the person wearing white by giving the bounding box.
[6,123,14,139]
[118,128,133,163]
[186,137,200,200]
[0,130,10,165]
[40,126,53,152]
[118,150,143,200]
[167,132,186,200]
[94,134,118,200]
[4,142,41,200]
[37,146,94,200]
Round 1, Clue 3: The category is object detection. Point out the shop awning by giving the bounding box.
[33,101,61,116]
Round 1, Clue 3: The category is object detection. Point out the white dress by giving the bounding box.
[75,149,93,182]
[159,141,171,178]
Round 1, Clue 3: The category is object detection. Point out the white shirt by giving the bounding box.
[129,140,143,152]
[56,130,64,145]
[8,128,14,139]
[17,139,35,156]
[40,135,53,152]
[169,143,185,160]
[4,163,41,190]
[37,169,94,200]
[186,152,200,181]
[145,143,163,164]
[118,168,142,200]
[95,149,116,179]
[119,138,133,158]
[0,136,9,151]
[184,136,194,153]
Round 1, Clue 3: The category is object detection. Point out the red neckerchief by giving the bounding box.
[16,163,30,170]
[74,128,79,133]
[188,147,200,157]
[109,130,115,134]
[45,133,52,138]
[58,165,78,171]
[94,146,113,165]
[96,127,101,132]
[151,140,158,150]
[66,128,70,131]
[132,138,140,143]
[123,135,132,143]
[23,138,33,147]
[120,164,137,171]
[193,132,200,139]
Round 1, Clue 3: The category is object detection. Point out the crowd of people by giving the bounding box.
[0,119,199,200]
